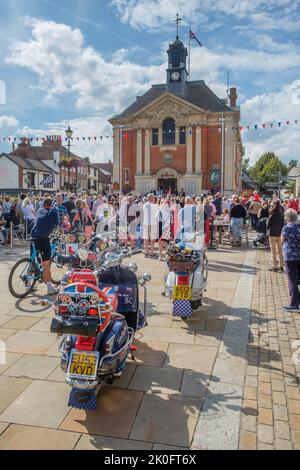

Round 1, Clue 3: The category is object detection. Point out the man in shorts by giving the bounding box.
[143,194,158,258]
[31,198,59,295]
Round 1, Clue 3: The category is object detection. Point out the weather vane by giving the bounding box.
[174,13,182,40]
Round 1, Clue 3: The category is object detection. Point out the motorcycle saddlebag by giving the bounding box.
[50,316,99,337]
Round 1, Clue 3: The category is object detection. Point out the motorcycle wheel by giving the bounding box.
[191,300,199,310]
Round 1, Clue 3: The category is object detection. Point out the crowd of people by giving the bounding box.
[0,189,299,310]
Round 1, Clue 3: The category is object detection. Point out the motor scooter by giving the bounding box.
[162,226,208,318]
[47,247,151,410]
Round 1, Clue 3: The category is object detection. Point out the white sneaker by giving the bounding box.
[47,286,59,295]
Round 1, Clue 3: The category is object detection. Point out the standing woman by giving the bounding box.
[229,196,246,246]
[266,200,284,272]
[158,199,173,261]
[3,196,12,221]
[22,197,36,236]
[82,199,94,241]
[281,209,300,312]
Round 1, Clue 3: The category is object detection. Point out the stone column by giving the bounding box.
[136,128,142,175]
[175,126,179,145]
[195,125,202,174]
[158,128,163,146]
[113,126,120,184]
[186,126,193,174]
[144,128,151,175]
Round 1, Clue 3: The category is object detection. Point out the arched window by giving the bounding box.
[163,118,175,145]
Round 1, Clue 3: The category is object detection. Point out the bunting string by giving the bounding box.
[1,118,299,143]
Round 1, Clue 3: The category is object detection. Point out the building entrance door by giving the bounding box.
[158,178,177,194]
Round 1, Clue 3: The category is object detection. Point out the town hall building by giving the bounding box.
[109,33,243,195]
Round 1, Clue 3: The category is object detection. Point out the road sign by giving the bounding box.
[265,182,281,187]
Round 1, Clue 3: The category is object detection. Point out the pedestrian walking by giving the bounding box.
[267,200,284,272]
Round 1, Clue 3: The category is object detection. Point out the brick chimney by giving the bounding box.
[229,87,238,107]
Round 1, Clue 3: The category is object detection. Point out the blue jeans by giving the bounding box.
[231,218,243,243]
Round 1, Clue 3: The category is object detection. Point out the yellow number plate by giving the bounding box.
[67,351,99,380]
[173,286,191,300]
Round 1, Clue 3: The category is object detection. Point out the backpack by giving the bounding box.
[71,209,87,232]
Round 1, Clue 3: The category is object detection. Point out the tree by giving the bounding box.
[249,151,288,191]
[242,157,250,173]
[288,159,298,171]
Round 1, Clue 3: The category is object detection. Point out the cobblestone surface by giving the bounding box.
[239,249,300,450]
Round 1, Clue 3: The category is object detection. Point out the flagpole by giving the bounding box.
[188,27,191,77]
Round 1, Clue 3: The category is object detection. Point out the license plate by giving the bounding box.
[173,286,191,300]
[67,350,99,380]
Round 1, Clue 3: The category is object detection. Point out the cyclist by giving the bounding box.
[31,197,59,295]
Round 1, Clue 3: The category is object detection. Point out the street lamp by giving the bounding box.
[65,125,73,192]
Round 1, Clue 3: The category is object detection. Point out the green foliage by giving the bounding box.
[249,152,288,190]
[288,159,298,171]
[242,157,250,173]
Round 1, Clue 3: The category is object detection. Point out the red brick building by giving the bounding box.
[109,36,243,195]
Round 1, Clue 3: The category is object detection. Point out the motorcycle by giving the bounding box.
[162,226,208,318]
[47,246,151,410]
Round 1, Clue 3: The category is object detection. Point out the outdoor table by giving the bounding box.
[214,222,230,245]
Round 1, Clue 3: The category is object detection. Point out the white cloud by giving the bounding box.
[5,18,164,113]
[241,81,300,163]
[111,0,208,31]
[0,115,19,133]
[111,0,300,32]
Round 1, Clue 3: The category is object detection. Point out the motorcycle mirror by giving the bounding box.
[127,263,138,273]
[143,273,152,282]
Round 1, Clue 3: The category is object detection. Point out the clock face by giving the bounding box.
[171,72,180,81]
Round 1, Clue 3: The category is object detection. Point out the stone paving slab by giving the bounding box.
[0,376,32,414]
[128,365,183,394]
[1,317,40,330]
[0,353,23,374]
[60,389,144,438]
[127,340,169,367]
[0,425,80,450]
[75,434,152,451]
[129,392,202,447]
[3,355,59,380]
[165,343,218,374]
[5,330,57,355]
[0,380,71,428]
[0,329,17,341]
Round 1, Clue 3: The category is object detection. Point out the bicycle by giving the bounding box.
[8,237,66,299]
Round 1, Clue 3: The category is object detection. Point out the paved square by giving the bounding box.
[0,246,299,450]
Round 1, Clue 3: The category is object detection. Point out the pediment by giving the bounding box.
[132,93,205,122]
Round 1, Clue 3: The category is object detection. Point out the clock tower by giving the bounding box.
[166,21,188,95]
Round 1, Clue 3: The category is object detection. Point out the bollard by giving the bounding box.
[10,221,13,251]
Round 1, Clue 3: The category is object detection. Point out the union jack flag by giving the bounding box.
[189,29,203,47]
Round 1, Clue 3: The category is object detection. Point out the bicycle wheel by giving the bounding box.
[8,258,37,299]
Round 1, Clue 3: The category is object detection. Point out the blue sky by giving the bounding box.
[0,0,300,164]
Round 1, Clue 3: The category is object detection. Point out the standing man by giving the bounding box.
[62,194,76,219]
[31,198,59,295]
[56,193,69,230]
[143,194,158,258]
[213,192,223,216]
